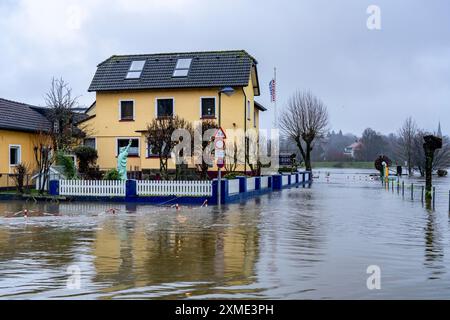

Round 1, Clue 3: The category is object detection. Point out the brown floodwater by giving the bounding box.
[1,169,450,299]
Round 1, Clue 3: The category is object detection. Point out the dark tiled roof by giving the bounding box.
[88,50,258,92]
[255,101,267,112]
[0,98,52,133]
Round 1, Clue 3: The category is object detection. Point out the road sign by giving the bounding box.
[214,127,227,139]
[217,157,225,169]
[215,139,225,150]
[215,150,225,158]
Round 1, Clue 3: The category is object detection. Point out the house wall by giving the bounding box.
[0,130,38,187]
[83,77,260,171]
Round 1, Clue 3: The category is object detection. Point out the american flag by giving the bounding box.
[269,79,276,102]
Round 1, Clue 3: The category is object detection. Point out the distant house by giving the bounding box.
[344,141,362,159]
[81,50,266,174]
[0,98,52,186]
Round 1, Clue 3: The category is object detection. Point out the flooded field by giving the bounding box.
[1,168,450,299]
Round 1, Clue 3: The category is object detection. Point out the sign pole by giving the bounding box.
[214,128,226,208]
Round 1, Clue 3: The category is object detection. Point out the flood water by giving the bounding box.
[2,168,450,299]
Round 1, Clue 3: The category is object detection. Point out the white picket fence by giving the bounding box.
[59,180,126,197]
[137,180,212,197]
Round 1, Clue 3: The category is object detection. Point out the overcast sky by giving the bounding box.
[1,0,449,135]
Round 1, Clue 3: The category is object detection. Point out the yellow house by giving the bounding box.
[0,98,52,187]
[81,50,266,175]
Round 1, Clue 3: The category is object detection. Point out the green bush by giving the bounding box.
[56,152,77,179]
[73,146,98,177]
[103,169,120,180]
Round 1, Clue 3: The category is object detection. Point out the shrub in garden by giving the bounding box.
[103,169,120,180]
[56,152,77,179]
[73,146,98,178]
[12,163,29,194]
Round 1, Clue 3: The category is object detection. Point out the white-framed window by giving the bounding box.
[146,142,159,157]
[117,138,140,157]
[119,100,135,121]
[126,60,146,79]
[83,138,96,149]
[173,58,192,77]
[247,100,251,120]
[200,97,216,118]
[156,98,174,118]
[9,145,21,166]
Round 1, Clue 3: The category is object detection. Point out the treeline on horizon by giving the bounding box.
[280,117,450,175]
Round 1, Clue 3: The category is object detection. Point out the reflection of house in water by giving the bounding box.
[91,207,261,294]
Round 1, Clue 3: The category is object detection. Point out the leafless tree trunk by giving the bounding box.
[397,117,417,175]
[279,91,329,171]
[32,132,54,194]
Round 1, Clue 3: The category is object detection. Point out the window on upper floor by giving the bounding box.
[9,145,21,166]
[120,100,134,121]
[126,60,146,79]
[156,98,174,118]
[173,58,192,77]
[201,97,216,118]
[117,138,139,157]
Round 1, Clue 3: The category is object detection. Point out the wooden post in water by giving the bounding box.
[433,187,436,210]
[411,183,414,200]
[402,181,405,197]
[423,135,442,204]
[421,186,424,203]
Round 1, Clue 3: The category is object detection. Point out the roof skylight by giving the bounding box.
[126,60,146,79]
[173,58,192,77]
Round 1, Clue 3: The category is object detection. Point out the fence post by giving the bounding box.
[49,180,59,196]
[402,181,405,197]
[237,176,247,194]
[411,183,414,200]
[433,187,436,210]
[126,180,137,199]
[255,177,261,191]
[421,186,424,203]
[272,174,282,190]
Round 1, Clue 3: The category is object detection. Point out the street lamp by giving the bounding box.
[217,87,235,208]
[218,87,235,127]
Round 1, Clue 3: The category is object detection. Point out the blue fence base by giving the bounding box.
[47,171,313,206]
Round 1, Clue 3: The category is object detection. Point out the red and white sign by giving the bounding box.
[214,127,226,169]
[214,127,227,139]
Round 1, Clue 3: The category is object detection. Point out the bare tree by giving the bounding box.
[146,116,192,180]
[32,132,54,194]
[194,120,218,179]
[45,78,82,152]
[397,117,417,175]
[279,90,329,171]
